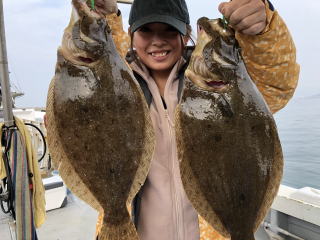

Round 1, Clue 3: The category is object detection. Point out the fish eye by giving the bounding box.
[197,25,204,34]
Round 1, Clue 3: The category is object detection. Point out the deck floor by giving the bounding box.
[1,193,281,240]
[0,193,98,240]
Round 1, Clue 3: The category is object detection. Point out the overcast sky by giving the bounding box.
[3,0,320,108]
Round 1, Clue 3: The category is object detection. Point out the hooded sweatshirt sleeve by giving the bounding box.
[106,11,130,59]
[235,1,300,113]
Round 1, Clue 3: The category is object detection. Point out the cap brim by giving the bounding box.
[130,14,187,35]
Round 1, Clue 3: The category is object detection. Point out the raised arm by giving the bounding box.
[219,0,299,113]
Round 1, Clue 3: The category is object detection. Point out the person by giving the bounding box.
[59,0,300,239]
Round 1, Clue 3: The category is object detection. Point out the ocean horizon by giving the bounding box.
[274,94,320,190]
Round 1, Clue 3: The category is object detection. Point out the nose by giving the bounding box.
[151,32,167,46]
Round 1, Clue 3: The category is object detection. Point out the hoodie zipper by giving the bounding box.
[132,64,189,239]
[165,109,184,240]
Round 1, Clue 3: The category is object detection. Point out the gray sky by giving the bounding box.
[3,0,320,108]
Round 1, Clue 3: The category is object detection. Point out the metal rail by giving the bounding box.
[0,0,14,127]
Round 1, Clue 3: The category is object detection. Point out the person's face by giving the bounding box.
[132,23,186,75]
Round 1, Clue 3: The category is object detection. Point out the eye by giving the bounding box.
[166,26,179,33]
[164,26,180,38]
[138,26,151,33]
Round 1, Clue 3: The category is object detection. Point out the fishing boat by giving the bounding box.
[1,1,319,240]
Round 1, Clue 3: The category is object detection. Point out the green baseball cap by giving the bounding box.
[129,0,190,35]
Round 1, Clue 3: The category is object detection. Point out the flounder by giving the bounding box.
[175,17,283,240]
[46,1,154,239]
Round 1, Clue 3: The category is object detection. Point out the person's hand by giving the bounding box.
[218,0,267,35]
[86,0,118,16]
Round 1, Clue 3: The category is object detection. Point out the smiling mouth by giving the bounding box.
[150,51,170,57]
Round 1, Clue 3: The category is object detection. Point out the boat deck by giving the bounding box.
[0,193,98,240]
[1,185,320,239]
[0,193,278,240]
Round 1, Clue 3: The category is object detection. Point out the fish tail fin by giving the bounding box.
[231,233,255,240]
[98,219,138,240]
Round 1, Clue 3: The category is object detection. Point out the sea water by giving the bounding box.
[274,95,320,190]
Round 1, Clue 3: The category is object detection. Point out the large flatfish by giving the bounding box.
[46,1,154,239]
[175,17,283,240]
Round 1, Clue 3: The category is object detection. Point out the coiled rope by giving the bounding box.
[0,121,47,216]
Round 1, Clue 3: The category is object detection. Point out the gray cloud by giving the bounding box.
[3,0,319,107]
[4,0,71,107]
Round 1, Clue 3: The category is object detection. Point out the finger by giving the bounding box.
[239,21,266,35]
[95,0,106,5]
[73,0,104,19]
[95,2,106,9]
[92,0,118,15]
[233,10,266,32]
[228,4,260,26]
[73,0,92,16]
[219,0,250,19]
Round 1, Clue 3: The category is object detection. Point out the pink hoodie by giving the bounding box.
[130,59,200,240]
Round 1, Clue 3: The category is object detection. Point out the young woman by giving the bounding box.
[61,0,299,239]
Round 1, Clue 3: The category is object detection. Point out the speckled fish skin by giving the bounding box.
[46,1,154,239]
[176,17,283,240]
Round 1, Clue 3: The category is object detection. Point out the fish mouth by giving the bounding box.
[205,80,228,90]
[185,68,230,93]
[78,56,95,63]
[186,56,230,92]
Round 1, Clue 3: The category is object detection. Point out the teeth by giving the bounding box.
[151,52,168,57]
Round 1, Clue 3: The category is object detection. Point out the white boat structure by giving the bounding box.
[257,185,320,240]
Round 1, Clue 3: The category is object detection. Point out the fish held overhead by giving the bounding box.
[46,0,154,239]
[176,17,283,240]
